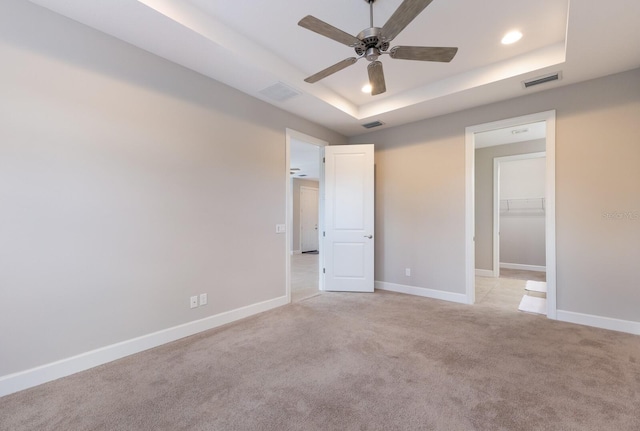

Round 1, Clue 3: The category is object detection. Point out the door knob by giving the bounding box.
[364,235,373,239]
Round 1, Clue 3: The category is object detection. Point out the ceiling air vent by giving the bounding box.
[522,72,562,89]
[259,82,301,102]
[362,120,385,129]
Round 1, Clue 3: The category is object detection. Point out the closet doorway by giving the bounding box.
[494,152,547,279]
[299,186,319,253]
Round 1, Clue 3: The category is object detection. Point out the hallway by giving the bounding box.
[291,253,320,302]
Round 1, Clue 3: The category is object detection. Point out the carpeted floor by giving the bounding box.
[1,291,639,430]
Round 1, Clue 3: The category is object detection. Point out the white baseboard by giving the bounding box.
[556,310,640,336]
[500,262,546,272]
[475,269,495,277]
[375,281,468,305]
[0,295,289,398]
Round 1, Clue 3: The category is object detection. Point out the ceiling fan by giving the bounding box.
[298,0,458,95]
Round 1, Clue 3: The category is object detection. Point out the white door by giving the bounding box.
[300,186,319,252]
[323,144,374,292]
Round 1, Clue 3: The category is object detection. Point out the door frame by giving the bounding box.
[285,129,327,303]
[299,185,319,252]
[493,152,547,278]
[465,110,557,318]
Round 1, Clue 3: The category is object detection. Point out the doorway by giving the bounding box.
[465,111,557,318]
[300,186,319,253]
[286,129,326,303]
[494,152,547,280]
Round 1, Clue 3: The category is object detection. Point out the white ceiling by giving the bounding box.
[290,139,321,181]
[28,0,640,137]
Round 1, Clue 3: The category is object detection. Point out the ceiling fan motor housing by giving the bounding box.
[355,27,389,61]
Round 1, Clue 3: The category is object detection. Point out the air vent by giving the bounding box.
[362,120,385,129]
[523,72,562,89]
[259,82,301,102]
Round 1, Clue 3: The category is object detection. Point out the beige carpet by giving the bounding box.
[1,291,639,430]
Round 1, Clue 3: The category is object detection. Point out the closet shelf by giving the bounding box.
[500,198,545,216]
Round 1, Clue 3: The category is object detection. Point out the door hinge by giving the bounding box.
[323,231,326,237]
[323,268,326,274]
[322,157,325,163]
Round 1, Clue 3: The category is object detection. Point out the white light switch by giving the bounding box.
[275,224,286,234]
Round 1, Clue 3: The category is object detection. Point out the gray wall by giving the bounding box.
[291,178,319,252]
[351,67,640,323]
[475,140,546,270]
[0,0,346,377]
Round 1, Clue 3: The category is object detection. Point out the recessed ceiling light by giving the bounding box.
[362,84,372,93]
[501,31,523,45]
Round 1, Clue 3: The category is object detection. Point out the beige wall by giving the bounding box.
[0,0,346,377]
[291,178,319,252]
[475,140,546,270]
[352,67,640,323]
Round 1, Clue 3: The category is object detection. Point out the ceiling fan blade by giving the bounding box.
[389,46,458,62]
[298,15,362,47]
[382,0,434,42]
[367,61,386,96]
[304,57,358,83]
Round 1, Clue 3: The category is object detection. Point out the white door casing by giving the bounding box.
[323,144,375,292]
[300,186,319,252]
[465,110,556,318]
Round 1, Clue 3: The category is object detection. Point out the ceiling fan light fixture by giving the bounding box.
[501,30,523,45]
[298,0,458,96]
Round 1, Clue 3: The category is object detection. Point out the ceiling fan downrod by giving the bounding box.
[367,0,376,28]
[357,0,386,63]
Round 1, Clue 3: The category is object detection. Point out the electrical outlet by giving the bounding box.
[190,296,198,309]
[199,293,208,306]
[405,268,411,277]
